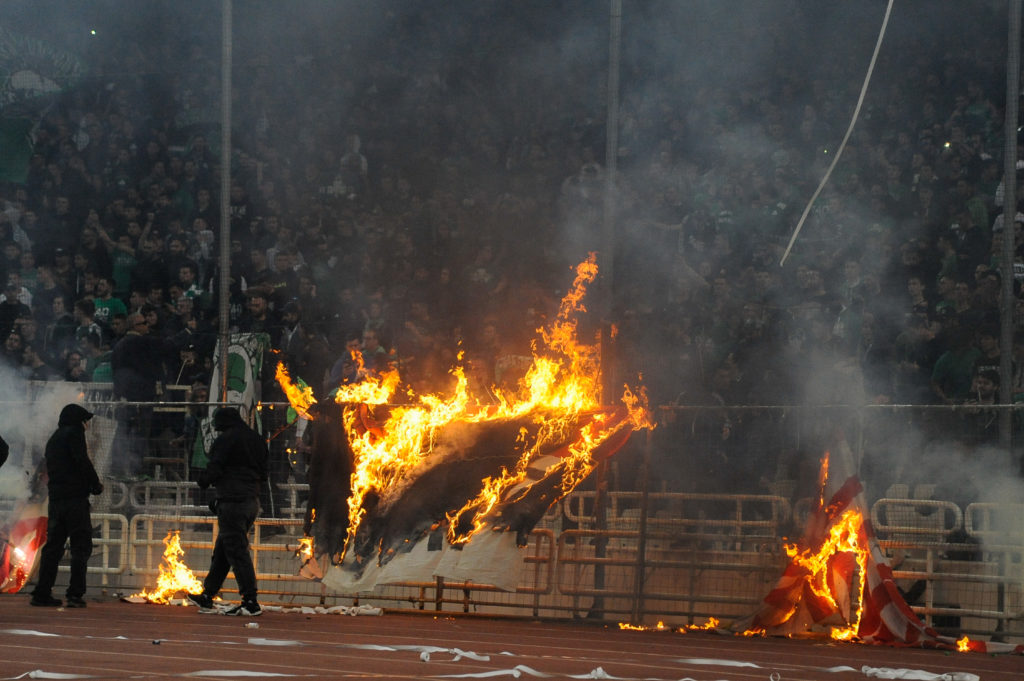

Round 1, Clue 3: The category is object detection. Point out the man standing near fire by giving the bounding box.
[188,407,268,616]
[30,404,103,607]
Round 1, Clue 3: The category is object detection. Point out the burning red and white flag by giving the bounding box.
[0,499,47,594]
[733,437,1024,654]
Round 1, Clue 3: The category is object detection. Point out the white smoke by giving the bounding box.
[0,366,90,508]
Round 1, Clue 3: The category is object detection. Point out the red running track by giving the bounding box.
[1,595,1020,680]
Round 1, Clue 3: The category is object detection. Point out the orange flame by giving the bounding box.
[297,536,314,562]
[277,253,654,561]
[783,508,868,640]
[616,617,719,634]
[276,362,316,419]
[333,366,402,405]
[817,451,830,508]
[687,617,720,631]
[132,531,204,604]
[956,635,970,652]
[618,620,669,631]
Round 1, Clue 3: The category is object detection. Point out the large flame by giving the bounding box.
[132,531,204,604]
[278,253,653,562]
[784,508,868,641]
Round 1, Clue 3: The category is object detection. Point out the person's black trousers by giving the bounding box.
[203,497,259,601]
[32,496,93,599]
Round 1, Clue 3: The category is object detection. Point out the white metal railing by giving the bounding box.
[870,498,963,538]
[128,480,206,515]
[56,513,129,582]
[964,502,1024,546]
[54,492,1022,640]
[127,513,311,589]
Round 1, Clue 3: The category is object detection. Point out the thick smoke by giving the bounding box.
[0,366,83,502]
[3,1,1020,541]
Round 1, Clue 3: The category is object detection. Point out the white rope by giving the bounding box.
[779,0,896,267]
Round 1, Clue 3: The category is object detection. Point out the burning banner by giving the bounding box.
[733,438,1024,654]
[0,497,46,593]
[279,254,653,592]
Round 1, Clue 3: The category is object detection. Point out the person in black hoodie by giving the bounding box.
[30,404,103,608]
[187,407,268,616]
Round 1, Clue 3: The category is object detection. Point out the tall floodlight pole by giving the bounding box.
[592,0,623,622]
[600,0,622,404]
[1000,0,1021,450]
[602,0,621,318]
[218,0,233,403]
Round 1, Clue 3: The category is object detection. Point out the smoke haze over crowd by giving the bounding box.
[1,0,1021,511]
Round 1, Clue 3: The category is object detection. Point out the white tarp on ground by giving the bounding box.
[322,529,525,594]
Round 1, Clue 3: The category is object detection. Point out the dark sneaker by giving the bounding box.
[30,595,63,607]
[225,600,262,616]
[186,592,216,613]
[65,596,87,608]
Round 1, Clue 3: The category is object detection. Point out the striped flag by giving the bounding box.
[732,435,1024,654]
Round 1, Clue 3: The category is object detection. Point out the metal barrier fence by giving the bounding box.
[3,397,1022,642]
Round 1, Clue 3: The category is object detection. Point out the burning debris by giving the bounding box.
[728,441,1024,654]
[278,254,654,579]
[618,618,724,633]
[130,531,204,604]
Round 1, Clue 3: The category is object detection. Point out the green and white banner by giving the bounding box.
[192,333,270,468]
[0,26,86,183]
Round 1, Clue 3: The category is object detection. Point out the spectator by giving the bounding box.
[110,311,173,478]
[931,326,983,405]
[22,343,59,381]
[0,280,32,340]
[72,297,106,352]
[43,293,77,364]
[1,329,24,371]
[32,265,68,326]
[93,275,128,328]
[63,349,89,382]
[236,289,276,335]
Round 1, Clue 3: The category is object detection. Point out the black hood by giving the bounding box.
[58,403,93,427]
[213,407,246,431]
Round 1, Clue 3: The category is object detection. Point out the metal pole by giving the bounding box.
[217,0,233,403]
[599,0,622,404]
[591,0,623,621]
[602,0,621,305]
[630,430,652,624]
[999,0,1021,450]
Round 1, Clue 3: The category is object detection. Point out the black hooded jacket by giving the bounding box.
[199,408,268,500]
[46,403,102,500]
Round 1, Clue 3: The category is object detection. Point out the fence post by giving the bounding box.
[630,429,652,624]
[590,461,608,619]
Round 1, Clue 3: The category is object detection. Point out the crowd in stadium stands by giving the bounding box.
[0,4,1020,493]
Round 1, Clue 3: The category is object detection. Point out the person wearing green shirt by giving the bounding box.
[93,276,127,329]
